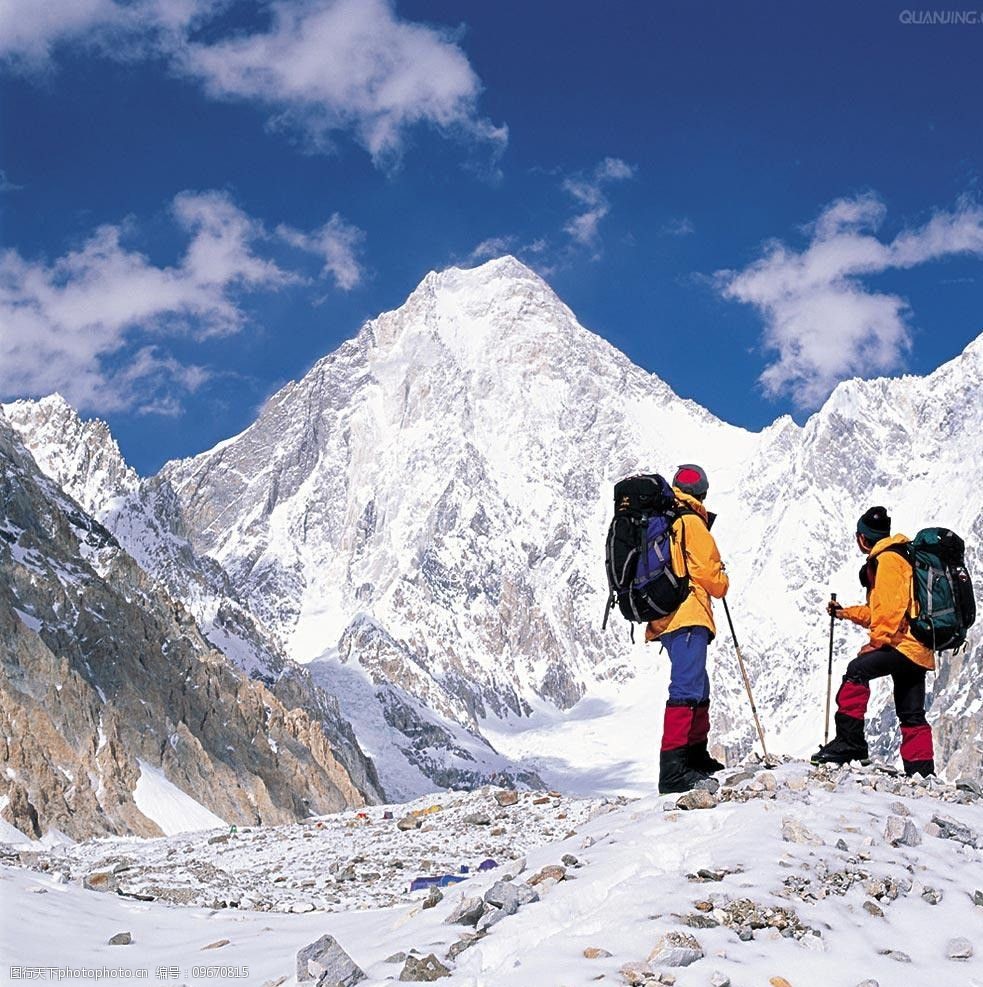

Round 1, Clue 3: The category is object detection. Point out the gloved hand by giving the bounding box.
[827,599,843,618]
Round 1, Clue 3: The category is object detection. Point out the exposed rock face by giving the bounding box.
[0,417,368,840]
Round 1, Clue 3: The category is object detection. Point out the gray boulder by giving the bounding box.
[296,935,365,985]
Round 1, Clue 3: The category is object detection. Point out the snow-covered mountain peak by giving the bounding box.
[1,393,138,508]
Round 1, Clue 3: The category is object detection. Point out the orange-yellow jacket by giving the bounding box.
[645,489,729,642]
[839,534,935,671]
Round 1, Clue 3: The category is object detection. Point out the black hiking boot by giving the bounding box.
[903,759,935,778]
[811,713,869,766]
[659,748,710,794]
[688,741,725,774]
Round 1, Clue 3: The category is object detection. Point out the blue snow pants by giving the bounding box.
[662,626,711,703]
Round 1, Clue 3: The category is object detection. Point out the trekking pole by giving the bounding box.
[824,593,837,744]
[721,597,774,767]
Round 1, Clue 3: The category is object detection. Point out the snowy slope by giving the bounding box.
[3,763,983,985]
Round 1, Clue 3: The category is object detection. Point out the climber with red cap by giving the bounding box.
[812,506,935,776]
[645,464,730,793]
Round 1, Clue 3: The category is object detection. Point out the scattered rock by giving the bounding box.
[445,933,484,961]
[921,887,943,905]
[769,979,793,987]
[619,960,654,985]
[528,864,566,886]
[683,912,719,929]
[296,934,365,985]
[398,953,451,981]
[561,853,579,867]
[973,889,983,906]
[724,771,754,786]
[207,833,230,845]
[397,816,422,832]
[484,880,522,913]
[930,814,978,847]
[290,901,315,913]
[463,812,491,826]
[444,896,484,927]
[422,887,443,910]
[202,939,230,950]
[647,931,704,967]
[83,871,118,893]
[781,819,824,845]
[835,838,849,851]
[710,974,731,987]
[676,790,717,811]
[854,981,879,987]
[494,790,519,807]
[955,778,983,798]
[385,952,407,964]
[108,932,131,946]
[759,772,778,791]
[889,801,910,816]
[696,777,720,794]
[884,815,920,847]
[583,947,612,959]
[947,937,973,960]
[862,901,883,918]
[877,949,911,963]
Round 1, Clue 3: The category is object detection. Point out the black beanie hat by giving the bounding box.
[857,506,891,543]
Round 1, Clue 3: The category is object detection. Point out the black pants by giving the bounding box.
[839,646,934,772]
[842,647,927,728]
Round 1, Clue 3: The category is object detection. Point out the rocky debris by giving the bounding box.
[583,947,612,959]
[930,813,978,847]
[862,901,884,917]
[494,790,519,807]
[296,935,365,985]
[619,960,654,985]
[384,952,407,964]
[955,778,982,797]
[561,853,579,867]
[463,812,491,826]
[527,864,566,886]
[107,932,131,946]
[707,897,820,942]
[709,974,731,987]
[947,937,973,960]
[445,932,484,961]
[675,790,717,811]
[884,815,920,847]
[444,896,484,927]
[973,889,983,906]
[921,886,943,905]
[398,953,450,981]
[854,981,879,987]
[422,887,443,909]
[769,979,792,987]
[647,931,704,967]
[83,871,118,893]
[877,948,912,963]
[781,818,824,845]
[202,939,230,950]
[397,815,422,831]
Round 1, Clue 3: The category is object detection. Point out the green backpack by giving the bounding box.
[904,528,976,652]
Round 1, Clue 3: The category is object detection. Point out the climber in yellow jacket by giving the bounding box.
[812,506,935,776]
[645,465,729,794]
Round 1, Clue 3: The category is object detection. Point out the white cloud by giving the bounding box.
[277,214,364,290]
[662,217,695,237]
[718,194,983,409]
[179,0,506,165]
[0,0,208,71]
[0,191,364,414]
[0,170,24,192]
[562,157,635,254]
[468,235,517,263]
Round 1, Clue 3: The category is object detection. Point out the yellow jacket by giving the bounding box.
[839,534,935,670]
[645,489,729,641]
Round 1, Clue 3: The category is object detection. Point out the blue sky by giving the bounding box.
[1,0,981,474]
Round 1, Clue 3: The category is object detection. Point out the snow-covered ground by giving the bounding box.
[3,763,983,987]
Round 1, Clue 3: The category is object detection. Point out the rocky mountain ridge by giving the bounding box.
[0,416,376,840]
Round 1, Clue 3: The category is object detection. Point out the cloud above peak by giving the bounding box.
[562,157,636,254]
[0,191,365,415]
[1,0,506,167]
[718,194,983,409]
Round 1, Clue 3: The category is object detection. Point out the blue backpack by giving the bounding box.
[603,473,690,629]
